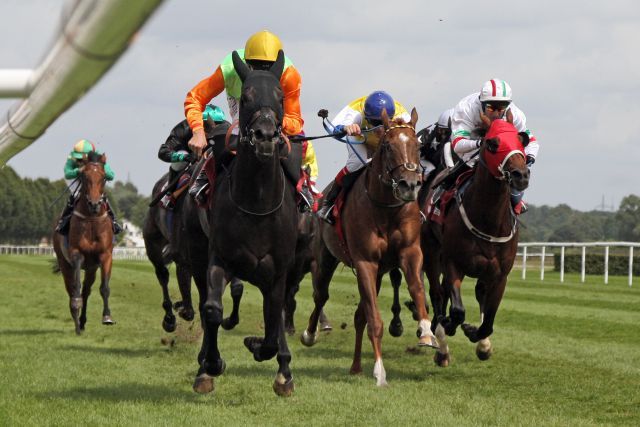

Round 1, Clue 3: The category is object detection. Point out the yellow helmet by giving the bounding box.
[244,30,282,61]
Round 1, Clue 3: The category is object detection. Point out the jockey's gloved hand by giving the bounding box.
[183,152,196,163]
[526,155,535,167]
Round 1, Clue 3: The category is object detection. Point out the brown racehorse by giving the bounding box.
[301,109,438,386]
[423,118,530,366]
[53,151,115,335]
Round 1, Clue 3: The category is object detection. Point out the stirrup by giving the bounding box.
[191,183,209,205]
[317,205,335,225]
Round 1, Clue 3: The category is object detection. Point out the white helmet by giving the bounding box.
[437,108,454,128]
[479,79,512,103]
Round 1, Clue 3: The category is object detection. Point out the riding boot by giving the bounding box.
[316,181,342,225]
[55,194,75,235]
[188,169,209,205]
[105,198,123,234]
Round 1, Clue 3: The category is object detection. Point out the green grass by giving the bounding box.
[1,255,639,426]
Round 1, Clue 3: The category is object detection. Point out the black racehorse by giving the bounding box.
[192,50,299,397]
[143,174,196,333]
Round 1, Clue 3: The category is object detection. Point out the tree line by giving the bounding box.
[1,165,639,244]
[0,166,148,244]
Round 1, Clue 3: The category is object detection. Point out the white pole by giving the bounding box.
[522,246,527,279]
[581,246,586,283]
[604,246,609,285]
[560,246,565,283]
[540,246,546,281]
[629,246,634,287]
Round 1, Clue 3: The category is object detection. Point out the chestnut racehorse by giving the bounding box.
[53,151,115,334]
[301,109,439,386]
[423,118,530,366]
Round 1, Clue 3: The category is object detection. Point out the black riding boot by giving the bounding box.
[316,181,342,225]
[188,169,209,205]
[55,194,75,235]
[105,198,123,234]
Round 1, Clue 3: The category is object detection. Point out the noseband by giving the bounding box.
[239,109,284,146]
[478,149,525,185]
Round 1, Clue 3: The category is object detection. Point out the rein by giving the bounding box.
[376,124,422,201]
[455,148,520,243]
[227,162,286,216]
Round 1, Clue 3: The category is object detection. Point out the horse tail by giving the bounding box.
[50,259,61,274]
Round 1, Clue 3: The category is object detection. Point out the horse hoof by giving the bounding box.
[162,318,177,333]
[178,308,195,322]
[244,336,263,355]
[461,323,479,343]
[272,374,294,397]
[300,329,317,347]
[418,334,439,349]
[349,365,363,375]
[102,316,115,325]
[389,320,403,337]
[285,325,296,336]
[193,373,215,394]
[221,317,239,331]
[320,322,333,332]
[74,326,83,336]
[434,352,450,368]
[476,348,492,361]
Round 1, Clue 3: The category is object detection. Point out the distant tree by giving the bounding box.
[615,194,640,241]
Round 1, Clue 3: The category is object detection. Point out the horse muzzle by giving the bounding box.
[509,168,530,192]
[396,178,422,202]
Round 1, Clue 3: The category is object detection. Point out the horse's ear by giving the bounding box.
[381,108,390,129]
[269,50,285,80]
[485,137,500,154]
[410,107,418,129]
[232,50,249,82]
[100,153,107,164]
[506,108,514,124]
[518,132,530,147]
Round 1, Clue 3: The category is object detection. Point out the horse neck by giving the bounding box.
[464,163,512,231]
[366,148,398,205]
[231,144,283,209]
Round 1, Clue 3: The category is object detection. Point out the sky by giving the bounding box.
[1,0,639,211]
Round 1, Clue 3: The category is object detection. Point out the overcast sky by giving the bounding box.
[1,0,639,211]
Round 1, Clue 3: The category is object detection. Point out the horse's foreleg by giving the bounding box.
[70,252,84,335]
[193,256,226,394]
[191,256,209,365]
[175,263,195,322]
[79,267,97,331]
[388,269,404,337]
[442,262,465,336]
[350,300,366,375]
[221,275,243,330]
[301,245,337,347]
[99,253,115,325]
[401,248,438,349]
[462,277,507,351]
[355,261,386,386]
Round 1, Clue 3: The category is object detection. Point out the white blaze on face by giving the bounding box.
[398,133,409,143]
[373,358,387,386]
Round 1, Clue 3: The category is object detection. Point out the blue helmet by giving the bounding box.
[363,91,395,121]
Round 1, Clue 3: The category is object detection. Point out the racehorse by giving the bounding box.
[52,151,115,334]
[192,50,299,396]
[423,118,530,366]
[143,173,196,332]
[301,109,439,386]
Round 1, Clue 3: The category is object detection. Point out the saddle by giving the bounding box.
[426,169,474,225]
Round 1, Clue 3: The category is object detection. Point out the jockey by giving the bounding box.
[418,108,454,182]
[299,139,320,211]
[55,139,121,235]
[158,105,229,207]
[441,79,539,214]
[317,90,411,224]
[184,30,304,203]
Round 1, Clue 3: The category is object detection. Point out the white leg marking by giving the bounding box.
[477,337,491,353]
[373,358,387,386]
[435,324,449,355]
[418,319,438,348]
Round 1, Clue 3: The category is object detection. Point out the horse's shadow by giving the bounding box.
[0,328,64,336]
[37,383,204,404]
[57,344,160,358]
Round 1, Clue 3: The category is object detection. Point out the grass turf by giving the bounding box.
[0,255,638,426]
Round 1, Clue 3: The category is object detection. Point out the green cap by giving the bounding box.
[203,104,227,123]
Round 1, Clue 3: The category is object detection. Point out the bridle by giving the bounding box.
[375,124,422,201]
[477,146,525,185]
[77,163,107,216]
